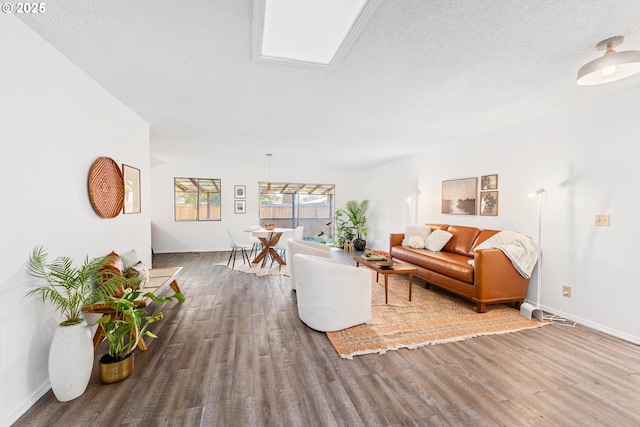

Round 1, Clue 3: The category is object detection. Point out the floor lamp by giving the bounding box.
[520,188,546,321]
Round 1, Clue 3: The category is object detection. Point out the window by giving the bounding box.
[174,178,221,221]
[259,182,334,241]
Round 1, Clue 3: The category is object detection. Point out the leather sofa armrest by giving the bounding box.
[474,249,530,301]
[389,233,404,253]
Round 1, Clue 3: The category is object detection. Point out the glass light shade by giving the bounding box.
[528,188,545,198]
[577,50,640,85]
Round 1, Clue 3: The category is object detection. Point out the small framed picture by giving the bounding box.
[234,185,246,199]
[480,191,499,216]
[234,200,246,214]
[481,174,498,190]
[122,164,141,214]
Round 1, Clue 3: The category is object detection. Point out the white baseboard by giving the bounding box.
[523,298,640,345]
[5,381,50,427]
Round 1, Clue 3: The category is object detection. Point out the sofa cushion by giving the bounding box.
[442,226,481,256]
[98,251,123,278]
[391,246,474,283]
[97,251,125,297]
[427,224,449,231]
[402,225,432,247]
[468,229,500,257]
[425,229,453,251]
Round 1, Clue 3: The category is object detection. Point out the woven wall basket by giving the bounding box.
[89,157,124,218]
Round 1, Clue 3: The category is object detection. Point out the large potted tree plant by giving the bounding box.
[90,282,184,384]
[25,246,102,402]
[337,200,370,251]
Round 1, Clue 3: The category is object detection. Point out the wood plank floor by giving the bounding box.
[13,250,640,427]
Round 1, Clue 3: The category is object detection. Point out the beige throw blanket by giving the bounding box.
[473,231,539,278]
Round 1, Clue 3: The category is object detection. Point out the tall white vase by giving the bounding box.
[48,320,94,401]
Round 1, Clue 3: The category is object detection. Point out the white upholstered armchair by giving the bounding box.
[286,238,332,291]
[293,254,372,332]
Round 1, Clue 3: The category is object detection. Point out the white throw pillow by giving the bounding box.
[402,225,432,247]
[424,229,453,252]
[127,261,150,289]
[407,236,425,249]
[119,249,141,270]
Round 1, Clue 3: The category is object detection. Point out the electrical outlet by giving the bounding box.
[595,214,610,226]
[562,285,572,297]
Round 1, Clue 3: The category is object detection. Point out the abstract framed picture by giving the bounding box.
[480,191,499,216]
[234,185,246,199]
[442,177,478,215]
[481,174,498,190]
[234,200,246,214]
[122,164,141,214]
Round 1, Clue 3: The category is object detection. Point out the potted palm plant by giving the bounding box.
[90,283,184,384]
[25,246,102,401]
[337,200,370,251]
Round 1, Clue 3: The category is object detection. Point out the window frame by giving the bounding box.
[258,182,334,241]
[174,177,222,222]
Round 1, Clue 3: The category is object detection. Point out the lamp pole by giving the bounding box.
[520,188,545,320]
[536,191,543,310]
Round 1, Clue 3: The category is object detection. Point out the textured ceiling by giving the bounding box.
[18,0,640,171]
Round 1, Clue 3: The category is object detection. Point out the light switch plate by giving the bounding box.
[595,214,610,226]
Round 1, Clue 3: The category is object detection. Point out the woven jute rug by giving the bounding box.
[327,273,547,359]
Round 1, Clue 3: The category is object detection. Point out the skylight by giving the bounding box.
[253,0,381,70]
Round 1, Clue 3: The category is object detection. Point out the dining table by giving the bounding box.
[245,228,294,268]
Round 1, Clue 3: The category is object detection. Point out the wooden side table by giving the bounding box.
[353,256,417,304]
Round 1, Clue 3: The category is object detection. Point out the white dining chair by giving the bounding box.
[225,229,252,269]
[294,225,304,239]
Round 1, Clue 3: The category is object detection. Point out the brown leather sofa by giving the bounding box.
[389,224,530,313]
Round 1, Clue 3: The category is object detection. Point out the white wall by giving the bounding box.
[362,86,640,345]
[4,9,640,426]
[0,15,150,426]
[150,159,363,253]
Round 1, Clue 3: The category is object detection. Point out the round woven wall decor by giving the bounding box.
[88,157,124,218]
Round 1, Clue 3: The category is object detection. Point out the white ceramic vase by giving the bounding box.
[48,320,94,401]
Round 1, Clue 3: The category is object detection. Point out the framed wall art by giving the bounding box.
[442,177,478,215]
[123,164,141,214]
[480,191,499,216]
[234,200,246,214]
[234,185,246,199]
[481,174,498,190]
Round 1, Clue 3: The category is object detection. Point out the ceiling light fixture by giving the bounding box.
[264,154,277,195]
[577,36,640,85]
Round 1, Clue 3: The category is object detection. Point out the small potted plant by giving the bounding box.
[90,282,184,384]
[25,246,102,401]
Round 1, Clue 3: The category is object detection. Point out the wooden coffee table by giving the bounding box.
[354,256,418,304]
